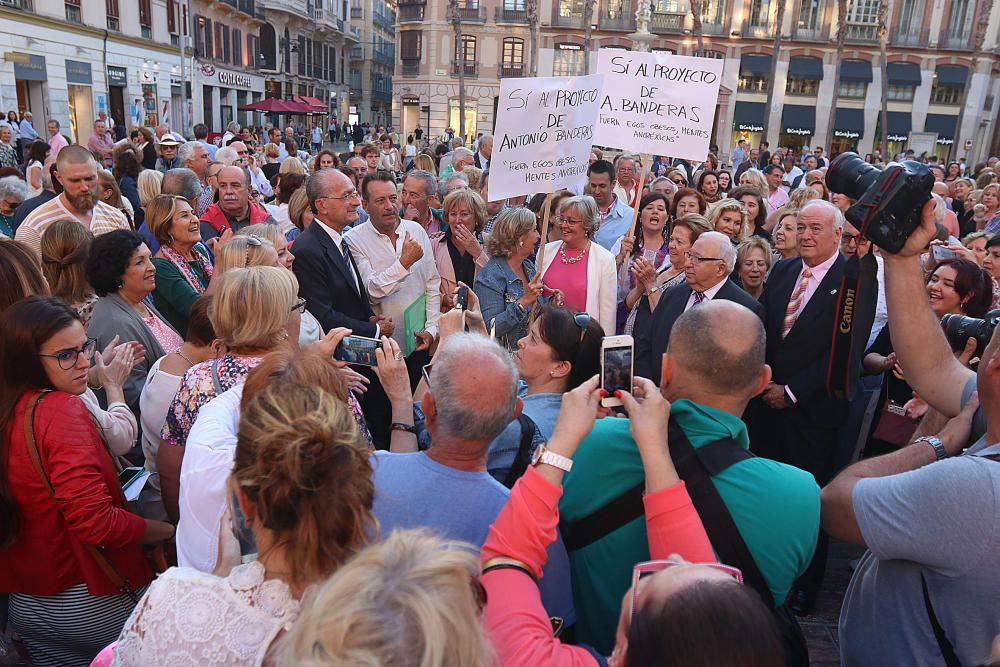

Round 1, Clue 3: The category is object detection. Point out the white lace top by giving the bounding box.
[112,561,301,666]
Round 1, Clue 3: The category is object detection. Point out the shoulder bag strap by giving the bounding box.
[22,391,139,602]
[209,357,225,395]
[667,420,775,608]
[921,573,962,667]
[503,413,540,489]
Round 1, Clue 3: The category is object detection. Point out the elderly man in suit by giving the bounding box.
[750,198,873,615]
[635,231,763,381]
[292,168,396,447]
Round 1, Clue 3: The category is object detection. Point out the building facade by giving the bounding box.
[0,0,184,146]
[351,0,396,125]
[392,0,530,143]
[257,0,358,122]
[395,0,1000,165]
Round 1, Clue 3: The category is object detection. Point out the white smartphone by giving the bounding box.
[600,335,634,408]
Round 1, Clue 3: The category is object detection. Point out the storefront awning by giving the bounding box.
[935,65,968,88]
[782,104,816,136]
[833,108,865,139]
[733,101,766,132]
[925,114,959,145]
[886,111,912,142]
[840,59,873,83]
[740,54,772,77]
[789,56,823,80]
[887,62,922,86]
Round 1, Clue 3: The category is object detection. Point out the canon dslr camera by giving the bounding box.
[825,152,935,254]
[941,309,1000,354]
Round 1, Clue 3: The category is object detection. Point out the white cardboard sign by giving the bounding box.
[489,73,604,202]
[594,49,724,160]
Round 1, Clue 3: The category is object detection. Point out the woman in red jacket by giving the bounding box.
[0,297,173,667]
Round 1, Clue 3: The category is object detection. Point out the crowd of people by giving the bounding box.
[0,107,998,667]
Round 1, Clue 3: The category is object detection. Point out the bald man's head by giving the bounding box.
[666,300,766,398]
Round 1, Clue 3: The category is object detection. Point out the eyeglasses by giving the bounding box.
[671,178,687,185]
[841,234,865,247]
[319,189,361,203]
[629,559,743,628]
[573,312,591,344]
[39,338,97,370]
[684,251,723,263]
[290,296,307,314]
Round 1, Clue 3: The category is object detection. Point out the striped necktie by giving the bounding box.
[782,268,812,339]
[692,291,706,306]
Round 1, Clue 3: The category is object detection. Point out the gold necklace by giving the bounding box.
[559,241,590,265]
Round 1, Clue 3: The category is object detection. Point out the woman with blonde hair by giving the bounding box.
[281,530,493,667]
[705,198,750,245]
[39,218,97,324]
[412,152,436,176]
[736,236,773,300]
[137,169,164,210]
[211,234,280,276]
[772,209,800,260]
[433,188,490,310]
[279,156,307,176]
[113,381,375,665]
[463,164,483,190]
[156,266,302,521]
[738,168,769,204]
[98,170,134,228]
[288,186,314,232]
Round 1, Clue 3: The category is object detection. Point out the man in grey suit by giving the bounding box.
[635,231,764,381]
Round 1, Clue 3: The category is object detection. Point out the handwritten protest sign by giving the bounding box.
[594,50,723,161]
[490,73,604,202]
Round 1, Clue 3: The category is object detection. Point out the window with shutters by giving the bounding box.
[248,34,260,70]
[233,29,243,67]
[139,0,152,38]
[106,0,120,30]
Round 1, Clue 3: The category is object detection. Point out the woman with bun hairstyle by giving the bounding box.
[112,381,376,665]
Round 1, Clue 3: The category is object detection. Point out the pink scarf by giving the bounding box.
[159,245,213,294]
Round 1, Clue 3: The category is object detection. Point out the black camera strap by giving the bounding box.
[827,249,878,401]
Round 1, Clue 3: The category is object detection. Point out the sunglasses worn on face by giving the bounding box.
[629,559,743,628]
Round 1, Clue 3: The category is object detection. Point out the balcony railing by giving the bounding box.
[400,4,424,21]
[402,60,420,75]
[351,45,363,59]
[599,13,634,31]
[941,34,969,50]
[845,22,878,42]
[457,6,485,21]
[650,11,684,33]
[794,26,824,41]
[500,63,525,78]
[0,0,34,9]
[495,7,528,23]
[891,31,923,46]
[553,13,583,27]
[701,21,726,35]
[452,61,479,77]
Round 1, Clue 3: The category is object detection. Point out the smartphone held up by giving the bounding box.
[600,335,634,408]
[334,335,383,367]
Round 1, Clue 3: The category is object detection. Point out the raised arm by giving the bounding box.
[881,199,973,417]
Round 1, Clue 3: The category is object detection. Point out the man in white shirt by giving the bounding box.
[612,154,640,207]
[780,155,804,194]
[221,121,239,148]
[346,171,441,378]
[474,134,492,171]
[229,141,273,199]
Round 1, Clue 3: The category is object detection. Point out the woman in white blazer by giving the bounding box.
[539,195,618,334]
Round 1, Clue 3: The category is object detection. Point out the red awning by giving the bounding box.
[237,98,315,114]
[293,95,327,110]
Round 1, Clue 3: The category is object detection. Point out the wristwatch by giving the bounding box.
[647,284,661,295]
[530,445,573,472]
[913,435,948,461]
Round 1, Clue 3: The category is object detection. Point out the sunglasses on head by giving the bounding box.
[573,312,591,343]
[629,559,743,629]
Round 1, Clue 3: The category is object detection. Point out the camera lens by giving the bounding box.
[826,152,883,201]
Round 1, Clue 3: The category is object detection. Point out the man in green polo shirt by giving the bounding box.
[560,301,820,655]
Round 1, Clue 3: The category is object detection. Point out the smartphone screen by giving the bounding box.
[456,285,469,310]
[334,335,383,366]
[601,336,634,406]
[118,466,144,488]
[931,244,957,262]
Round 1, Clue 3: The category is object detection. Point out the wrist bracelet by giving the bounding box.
[482,556,538,583]
[391,422,417,434]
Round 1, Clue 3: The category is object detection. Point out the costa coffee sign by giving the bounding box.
[218,69,252,88]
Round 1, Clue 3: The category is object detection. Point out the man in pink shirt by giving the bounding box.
[87,119,115,168]
[764,164,789,210]
[46,120,68,157]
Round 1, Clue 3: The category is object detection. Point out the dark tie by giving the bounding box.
[692,291,705,305]
[340,241,361,297]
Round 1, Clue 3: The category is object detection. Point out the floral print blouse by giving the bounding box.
[161,354,262,449]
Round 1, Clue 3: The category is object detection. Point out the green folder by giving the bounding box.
[403,293,427,356]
